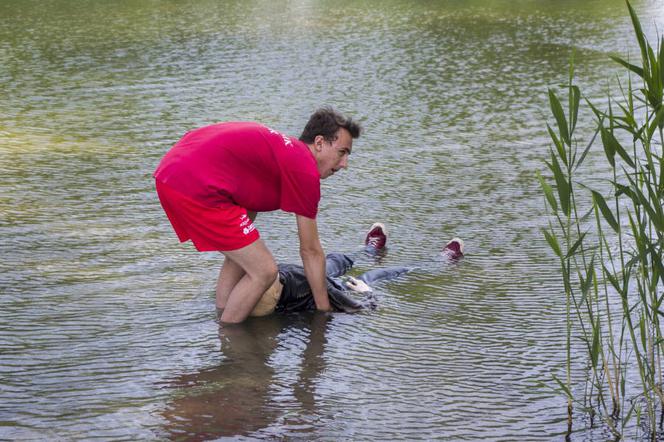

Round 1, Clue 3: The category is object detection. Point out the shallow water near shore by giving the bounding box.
[2,0,664,439]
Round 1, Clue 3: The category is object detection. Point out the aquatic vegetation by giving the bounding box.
[539,0,664,439]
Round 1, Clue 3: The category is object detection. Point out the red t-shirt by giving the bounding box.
[154,122,320,219]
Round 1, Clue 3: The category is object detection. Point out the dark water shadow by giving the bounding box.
[156,312,331,440]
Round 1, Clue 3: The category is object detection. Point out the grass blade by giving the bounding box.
[536,170,558,212]
[600,125,616,168]
[627,0,649,65]
[647,105,664,142]
[548,152,571,216]
[549,89,571,146]
[542,228,562,257]
[592,190,620,232]
[591,317,600,368]
[610,54,644,78]
[571,85,581,133]
[547,124,567,166]
[566,231,587,258]
[575,119,602,171]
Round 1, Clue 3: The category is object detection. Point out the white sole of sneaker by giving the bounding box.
[445,237,464,254]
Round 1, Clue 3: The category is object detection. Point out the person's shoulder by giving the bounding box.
[217,121,266,134]
[280,139,318,172]
[185,121,264,139]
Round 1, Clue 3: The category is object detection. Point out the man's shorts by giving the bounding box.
[155,179,260,252]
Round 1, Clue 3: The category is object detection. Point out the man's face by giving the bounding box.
[315,128,353,179]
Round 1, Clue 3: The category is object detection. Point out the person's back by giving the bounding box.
[275,263,370,313]
[155,122,320,216]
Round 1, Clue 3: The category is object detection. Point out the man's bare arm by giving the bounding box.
[296,215,331,311]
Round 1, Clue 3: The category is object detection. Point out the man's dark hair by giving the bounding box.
[299,106,362,143]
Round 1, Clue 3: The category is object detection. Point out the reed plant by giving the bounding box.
[538,1,664,439]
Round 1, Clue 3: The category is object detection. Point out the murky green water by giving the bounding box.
[2,0,663,439]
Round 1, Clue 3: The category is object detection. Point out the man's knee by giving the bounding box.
[254,261,278,287]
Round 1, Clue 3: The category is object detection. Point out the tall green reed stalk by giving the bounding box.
[539,1,664,438]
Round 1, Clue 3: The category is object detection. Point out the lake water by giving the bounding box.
[2,0,663,440]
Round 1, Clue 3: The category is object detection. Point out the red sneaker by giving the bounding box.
[365,222,387,251]
[442,238,464,260]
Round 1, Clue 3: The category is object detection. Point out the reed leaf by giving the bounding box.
[536,171,558,212]
[548,153,571,216]
[552,374,573,398]
[616,101,637,129]
[636,280,649,316]
[650,246,664,286]
[613,181,637,202]
[579,276,589,307]
[566,231,587,258]
[579,206,594,223]
[646,105,664,142]
[627,210,648,263]
[543,228,562,257]
[570,85,581,134]
[660,37,664,85]
[582,257,595,296]
[626,0,648,69]
[646,45,661,106]
[592,190,620,232]
[642,179,664,232]
[601,125,635,168]
[549,89,571,146]
[579,260,595,307]
[612,134,636,168]
[603,264,623,296]
[624,172,664,231]
[639,315,647,351]
[591,317,601,368]
[623,400,634,426]
[610,54,644,78]
[575,121,602,172]
[599,126,616,168]
[547,125,567,166]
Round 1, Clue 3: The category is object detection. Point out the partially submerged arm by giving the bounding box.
[345,276,372,293]
[327,279,375,313]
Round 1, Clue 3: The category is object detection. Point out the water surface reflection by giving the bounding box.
[160,314,330,440]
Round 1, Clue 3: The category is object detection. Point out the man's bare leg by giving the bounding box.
[216,258,245,310]
[219,239,278,324]
[215,211,257,311]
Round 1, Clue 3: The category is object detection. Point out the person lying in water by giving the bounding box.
[242,223,464,317]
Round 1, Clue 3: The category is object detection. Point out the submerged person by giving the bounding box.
[154,107,362,324]
[247,223,465,317]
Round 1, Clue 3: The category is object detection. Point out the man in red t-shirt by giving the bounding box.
[154,107,362,323]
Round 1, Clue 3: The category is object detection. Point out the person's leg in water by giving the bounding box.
[274,231,385,313]
[364,222,387,255]
[219,239,278,323]
[325,222,389,278]
[358,266,411,285]
[337,222,389,268]
[442,238,464,261]
[328,222,407,289]
[347,237,465,290]
[325,253,354,278]
[216,211,258,311]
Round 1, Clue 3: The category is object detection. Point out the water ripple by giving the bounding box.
[1,0,659,440]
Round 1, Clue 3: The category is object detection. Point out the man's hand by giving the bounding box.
[345,276,372,293]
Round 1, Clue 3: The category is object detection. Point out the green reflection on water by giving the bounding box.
[0,0,660,439]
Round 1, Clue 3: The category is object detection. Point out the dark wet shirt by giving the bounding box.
[275,263,375,313]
